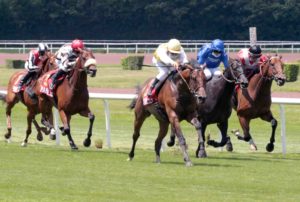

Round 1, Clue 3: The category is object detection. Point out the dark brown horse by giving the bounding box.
[0,52,57,146]
[128,64,206,166]
[36,49,97,150]
[232,55,286,151]
[167,59,249,157]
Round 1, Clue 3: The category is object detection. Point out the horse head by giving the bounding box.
[229,59,248,89]
[260,55,286,86]
[77,49,97,77]
[182,63,206,103]
[39,52,58,75]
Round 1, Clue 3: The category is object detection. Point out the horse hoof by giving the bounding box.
[6,138,12,143]
[21,142,27,147]
[49,134,56,140]
[83,138,91,147]
[250,144,257,151]
[185,161,193,167]
[4,133,11,140]
[37,134,43,141]
[50,128,56,136]
[266,143,274,152]
[70,144,78,150]
[198,150,207,158]
[127,157,133,161]
[167,140,175,147]
[226,140,233,152]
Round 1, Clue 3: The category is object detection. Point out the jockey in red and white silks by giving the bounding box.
[237,45,268,78]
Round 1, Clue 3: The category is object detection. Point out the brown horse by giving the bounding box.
[0,52,57,146]
[128,63,206,166]
[232,55,286,151]
[35,49,97,150]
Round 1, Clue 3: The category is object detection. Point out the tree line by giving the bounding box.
[0,0,299,40]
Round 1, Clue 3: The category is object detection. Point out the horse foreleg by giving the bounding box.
[128,108,148,161]
[59,110,77,150]
[191,118,207,158]
[260,112,277,152]
[22,112,34,147]
[167,125,176,147]
[236,116,257,150]
[32,119,43,141]
[5,105,13,142]
[154,121,169,164]
[79,109,95,147]
[169,111,192,167]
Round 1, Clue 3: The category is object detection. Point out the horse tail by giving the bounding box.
[128,85,141,110]
[0,92,7,103]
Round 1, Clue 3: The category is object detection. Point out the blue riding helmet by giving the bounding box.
[211,39,224,52]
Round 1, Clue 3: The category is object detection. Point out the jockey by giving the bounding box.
[237,45,268,78]
[50,39,84,90]
[197,39,229,80]
[17,43,49,91]
[147,38,189,98]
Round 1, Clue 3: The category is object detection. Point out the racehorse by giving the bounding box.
[167,59,248,157]
[0,52,57,146]
[128,63,206,166]
[35,49,97,150]
[232,55,286,151]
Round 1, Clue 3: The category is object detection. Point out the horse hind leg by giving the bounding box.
[207,121,230,148]
[128,107,149,161]
[4,99,18,142]
[191,118,207,158]
[154,121,169,164]
[32,119,43,141]
[60,111,78,150]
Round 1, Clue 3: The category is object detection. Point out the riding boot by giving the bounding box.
[50,69,65,90]
[147,78,160,97]
[17,71,33,91]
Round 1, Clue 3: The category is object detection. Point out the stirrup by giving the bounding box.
[49,83,55,90]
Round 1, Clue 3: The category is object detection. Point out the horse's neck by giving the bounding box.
[208,73,234,104]
[69,65,88,92]
[173,71,191,93]
[247,73,272,100]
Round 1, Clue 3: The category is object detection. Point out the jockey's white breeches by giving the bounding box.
[204,67,222,80]
[24,61,40,72]
[153,58,175,81]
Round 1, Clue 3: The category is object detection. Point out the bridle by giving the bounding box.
[221,61,245,85]
[259,56,283,81]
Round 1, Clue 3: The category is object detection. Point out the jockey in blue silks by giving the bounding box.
[197,39,229,80]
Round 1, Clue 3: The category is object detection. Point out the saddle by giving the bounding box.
[39,69,66,97]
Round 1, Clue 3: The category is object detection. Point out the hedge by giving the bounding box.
[121,55,144,70]
[284,63,299,82]
[5,59,25,69]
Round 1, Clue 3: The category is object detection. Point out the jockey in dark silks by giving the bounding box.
[17,43,48,91]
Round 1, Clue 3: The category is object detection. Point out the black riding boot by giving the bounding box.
[18,71,34,90]
[50,69,66,90]
[147,78,160,97]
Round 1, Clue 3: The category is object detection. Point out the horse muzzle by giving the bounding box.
[194,87,206,103]
[275,77,285,86]
[88,68,97,77]
[240,81,248,89]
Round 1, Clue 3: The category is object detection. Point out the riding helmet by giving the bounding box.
[211,39,224,52]
[71,39,84,51]
[167,39,182,54]
[38,43,48,56]
[249,45,262,56]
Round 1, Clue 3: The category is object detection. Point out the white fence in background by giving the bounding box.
[0,90,300,154]
[0,40,300,54]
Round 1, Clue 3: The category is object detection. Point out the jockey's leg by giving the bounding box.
[18,71,34,90]
[50,69,66,90]
[147,78,160,97]
[203,68,212,80]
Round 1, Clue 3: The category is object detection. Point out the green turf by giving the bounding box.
[0,65,300,201]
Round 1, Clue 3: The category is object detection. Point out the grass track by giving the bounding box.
[0,66,300,201]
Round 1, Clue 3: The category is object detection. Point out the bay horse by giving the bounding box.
[35,49,97,150]
[0,52,57,146]
[232,55,286,151]
[167,59,248,158]
[128,63,206,166]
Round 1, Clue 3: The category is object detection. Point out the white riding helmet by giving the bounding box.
[167,39,182,54]
[38,43,48,56]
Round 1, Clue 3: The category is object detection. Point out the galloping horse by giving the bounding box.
[36,49,97,150]
[0,52,57,146]
[232,55,286,151]
[128,63,206,166]
[167,59,248,157]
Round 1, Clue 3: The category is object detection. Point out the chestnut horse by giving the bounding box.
[36,49,97,150]
[0,52,57,146]
[232,55,286,151]
[128,64,206,166]
[167,59,249,157]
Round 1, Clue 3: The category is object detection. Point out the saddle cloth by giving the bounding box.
[39,69,65,97]
[142,79,158,106]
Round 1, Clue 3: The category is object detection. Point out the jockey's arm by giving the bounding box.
[197,46,208,65]
[157,47,176,67]
[222,53,230,69]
